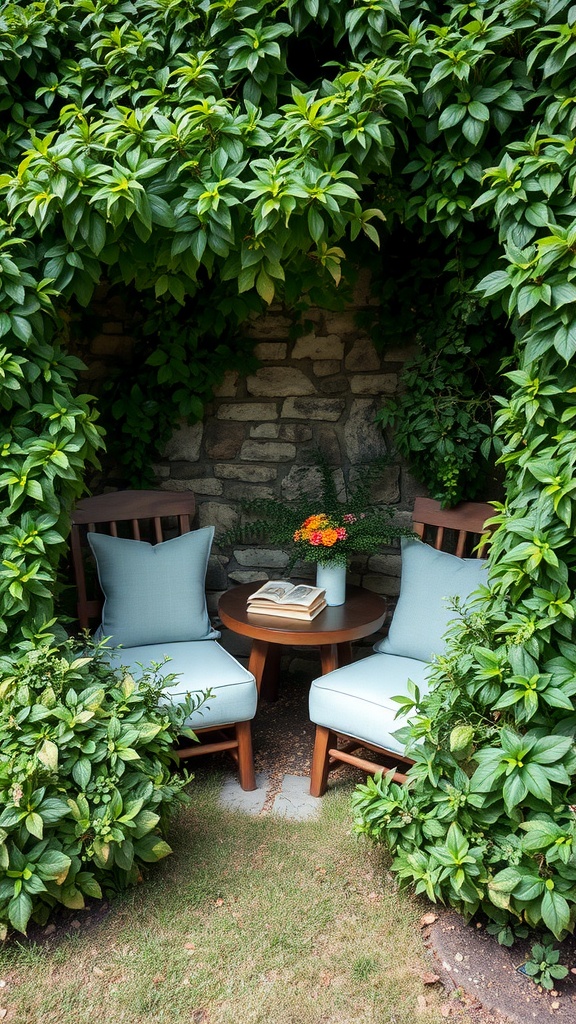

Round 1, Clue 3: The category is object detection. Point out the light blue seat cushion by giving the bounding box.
[88,527,218,648]
[309,653,432,755]
[374,537,487,662]
[103,641,257,729]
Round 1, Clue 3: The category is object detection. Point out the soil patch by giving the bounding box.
[428,910,576,1024]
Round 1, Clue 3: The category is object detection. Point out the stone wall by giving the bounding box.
[76,279,427,669]
[147,298,425,664]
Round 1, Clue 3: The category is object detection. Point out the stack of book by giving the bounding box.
[246,580,327,621]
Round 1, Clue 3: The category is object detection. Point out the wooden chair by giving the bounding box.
[308,496,493,796]
[70,489,258,791]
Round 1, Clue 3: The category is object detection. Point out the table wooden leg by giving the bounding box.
[336,641,352,667]
[319,644,339,674]
[248,639,281,701]
[319,641,352,675]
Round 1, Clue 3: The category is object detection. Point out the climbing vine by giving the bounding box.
[350,0,576,941]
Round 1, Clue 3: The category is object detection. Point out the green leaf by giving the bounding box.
[72,758,92,790]
[256,267,275,304]
[438,104,466,130]
[462,117,484,145]
[468,101,489,122]
[25,812,43,839]
[36,850,71,884]
[541,889,570,939]
[37,739,58,771]
[8,891,33,934]
[503,772,528,810]
[134,834,173,863]
[520,819,564,851]
[38,798,70,825]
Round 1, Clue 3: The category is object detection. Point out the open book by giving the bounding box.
[247,580,326,620]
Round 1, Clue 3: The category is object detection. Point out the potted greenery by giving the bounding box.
[224,453,410,605]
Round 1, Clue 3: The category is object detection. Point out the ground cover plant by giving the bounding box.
[0,775,472,1024]
[0,635,199,937]
[0,0,575,946]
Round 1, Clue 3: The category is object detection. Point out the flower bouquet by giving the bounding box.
[291,510,397,567]
[223,453,411,569]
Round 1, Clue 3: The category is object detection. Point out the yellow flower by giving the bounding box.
[302,514,328,530]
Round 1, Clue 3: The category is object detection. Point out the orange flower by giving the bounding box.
[320,528,339,547]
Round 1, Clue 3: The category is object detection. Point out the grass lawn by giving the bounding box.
[0,772,475,1024]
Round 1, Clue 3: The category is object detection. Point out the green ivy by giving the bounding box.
[0,0,411,645]
[95,290,260,486]
[374,269,509,506]
[349,1,576,942]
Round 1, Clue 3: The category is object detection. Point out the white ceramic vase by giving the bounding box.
[316,562,347,606]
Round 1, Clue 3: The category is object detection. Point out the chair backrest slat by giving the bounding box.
[70,490,196,631]
[455,530,467,558]
[178,514,191,535]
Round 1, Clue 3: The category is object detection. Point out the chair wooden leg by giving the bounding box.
[235,720,256,792]
[310,725,335,797]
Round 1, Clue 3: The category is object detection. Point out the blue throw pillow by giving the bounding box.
[374,537,487,663]
[88,527,218,648]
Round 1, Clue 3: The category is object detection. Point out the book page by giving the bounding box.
[281,585,323,607]
[247,580,294,604]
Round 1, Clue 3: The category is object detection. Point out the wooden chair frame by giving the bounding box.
[309,496,493,796]
[70,489,256,791]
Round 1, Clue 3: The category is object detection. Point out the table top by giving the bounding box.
[218,582,387,647]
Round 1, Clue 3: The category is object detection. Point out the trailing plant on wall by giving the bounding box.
[0,233,104,647]
[370,229,511,506]
[95,290,260,486]
[375,279,508,507]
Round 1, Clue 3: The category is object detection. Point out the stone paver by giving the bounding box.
[217,772,320,820]
[218,772,269,815]
[269,774,320,820]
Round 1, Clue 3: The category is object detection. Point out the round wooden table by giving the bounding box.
[218,583,387,700]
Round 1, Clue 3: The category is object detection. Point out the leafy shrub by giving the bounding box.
[0,635,200,937]
[523,942,569,990]
[352,601,576,942]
